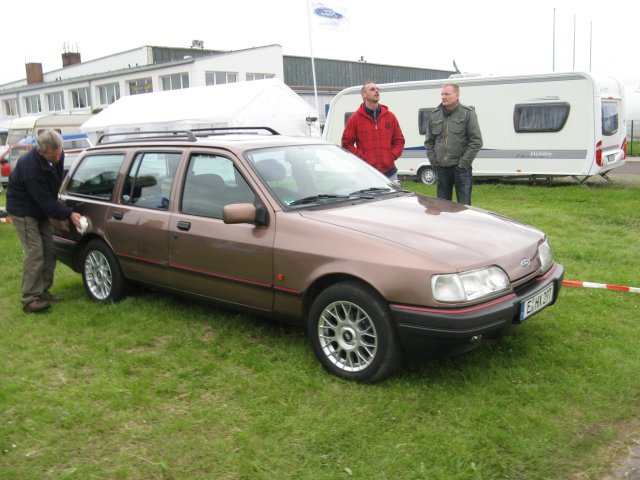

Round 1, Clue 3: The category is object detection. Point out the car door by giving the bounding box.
[168,151,276,312]
[104,150,182,287]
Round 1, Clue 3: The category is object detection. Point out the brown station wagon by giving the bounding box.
[51,128,564,383]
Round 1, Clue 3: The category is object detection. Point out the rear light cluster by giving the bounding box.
[595,140,602,167]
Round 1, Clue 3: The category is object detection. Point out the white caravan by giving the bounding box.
[322,72,627,184]
[6,113,93,148]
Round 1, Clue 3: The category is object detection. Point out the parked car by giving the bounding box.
[0,144,32,185]
[50,128,564,383]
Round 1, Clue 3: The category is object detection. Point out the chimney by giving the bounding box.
[25,62,44,84]
[62,51,81,67]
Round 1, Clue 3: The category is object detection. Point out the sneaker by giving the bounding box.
[40,292,63,302]
[23,299,51,313]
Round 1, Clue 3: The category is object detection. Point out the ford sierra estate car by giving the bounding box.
[51,128,563,383]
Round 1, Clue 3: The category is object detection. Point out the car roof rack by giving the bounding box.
[190,126,280,136]
[96,127,280,144]
[97,130,198,144]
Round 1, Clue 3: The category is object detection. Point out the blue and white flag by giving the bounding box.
[309,1,349,32]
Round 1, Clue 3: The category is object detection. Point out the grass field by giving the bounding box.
[1,172,639,479]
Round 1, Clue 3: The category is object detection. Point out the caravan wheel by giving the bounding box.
[419,167,436,185]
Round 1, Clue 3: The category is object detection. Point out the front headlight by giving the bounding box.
[538,239,554,272]
[432,266,510,303]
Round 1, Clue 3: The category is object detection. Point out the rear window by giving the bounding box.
[513,103,570,133]
[601,101,619,136]
[67,154,125,200]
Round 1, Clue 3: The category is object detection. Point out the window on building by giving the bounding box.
[513,103,570,133]
[46,91,65,112]
[129,78,153,95]
[24,95,42,114]
[246,73,275,81]
[70,88,90,109]
[205,71,238,86]
[161,72,189,91]
[98,83,121,105]
[3,98,18,116]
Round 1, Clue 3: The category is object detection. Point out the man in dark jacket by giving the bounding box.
[341,81,405,181]
[425,83,483,205]
[7,130,82,313]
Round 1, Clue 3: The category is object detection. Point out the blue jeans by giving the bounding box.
[435,165,473,205]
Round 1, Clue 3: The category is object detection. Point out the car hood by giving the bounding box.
[299,193,545,276]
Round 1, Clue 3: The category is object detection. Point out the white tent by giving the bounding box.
[81,78,320,142]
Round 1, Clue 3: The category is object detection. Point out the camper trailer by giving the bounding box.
[323,72,627,184]
[6,113,93,148]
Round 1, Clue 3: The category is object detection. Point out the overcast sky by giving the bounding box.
[2,0,638,90]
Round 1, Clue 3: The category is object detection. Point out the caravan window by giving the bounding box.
[418,108,435,135]
[513,103,570,133]
[344,112,354,126]
[601,101,619,136]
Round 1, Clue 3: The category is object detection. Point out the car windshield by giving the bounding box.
[245,144,402,208]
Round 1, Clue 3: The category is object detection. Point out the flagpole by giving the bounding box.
[306,1,320,119]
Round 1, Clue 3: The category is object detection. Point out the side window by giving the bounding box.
[344,112,354,126]
[514,103,570,133]
[181,154,255,218]
[601,101,619,136]
[418,108,435,135]
[122,152,182,209]
[67,154,125,200]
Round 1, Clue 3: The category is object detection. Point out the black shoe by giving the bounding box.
[40,292,63,302]
[23,300,51,313]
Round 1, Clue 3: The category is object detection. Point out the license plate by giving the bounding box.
[520,284,554,321]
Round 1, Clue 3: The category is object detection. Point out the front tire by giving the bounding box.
[308,281,403,383]
[81,240,128,302]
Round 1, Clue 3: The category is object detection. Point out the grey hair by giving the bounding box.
[36,129,63,151]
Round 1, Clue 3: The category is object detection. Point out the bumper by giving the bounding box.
[53,234,81,272]
[390,263,564,348]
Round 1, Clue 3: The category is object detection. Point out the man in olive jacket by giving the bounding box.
[424,83,482,205]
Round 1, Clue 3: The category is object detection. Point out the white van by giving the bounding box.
[323,72,627,184]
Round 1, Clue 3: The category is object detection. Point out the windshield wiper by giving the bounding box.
[288,194,349,206]
[349,187,393,196]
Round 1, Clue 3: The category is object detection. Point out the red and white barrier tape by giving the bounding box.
[563,280,640,294]
[0,217,11,224]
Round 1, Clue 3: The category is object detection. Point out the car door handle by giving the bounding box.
[112,211,124,220]
[177,221,191,231]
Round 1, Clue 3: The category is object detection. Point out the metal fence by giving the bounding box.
[628,120,640,156]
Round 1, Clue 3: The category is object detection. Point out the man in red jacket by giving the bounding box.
[341,81,405,182]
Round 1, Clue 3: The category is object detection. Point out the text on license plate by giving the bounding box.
[520,284,554,321]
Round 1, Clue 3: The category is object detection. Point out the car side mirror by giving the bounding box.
[223,203,269,226]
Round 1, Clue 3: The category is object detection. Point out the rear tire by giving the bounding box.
[308,281,403,383]
[81,239,128,302]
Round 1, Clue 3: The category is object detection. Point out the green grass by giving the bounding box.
[1,173,640,479]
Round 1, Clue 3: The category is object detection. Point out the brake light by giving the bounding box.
[622,138,627,159]
[595,140,602,167]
